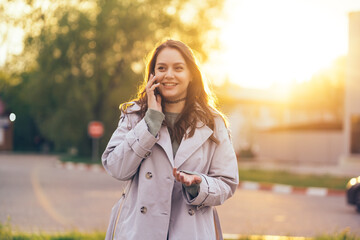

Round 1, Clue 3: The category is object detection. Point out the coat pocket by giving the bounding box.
[105,194,125,240]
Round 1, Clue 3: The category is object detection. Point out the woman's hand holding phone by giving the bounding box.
[146,74,162,112]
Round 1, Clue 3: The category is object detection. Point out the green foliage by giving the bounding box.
[2,0,225,155]
[0,72,45,152]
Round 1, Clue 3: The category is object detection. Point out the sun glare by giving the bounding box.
[204,0,360,89]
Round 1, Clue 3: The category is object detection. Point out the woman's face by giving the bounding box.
[154,47,192,101]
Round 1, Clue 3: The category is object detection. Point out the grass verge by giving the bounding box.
[0,220,105,240]
[1,220,359,240]
[238,168,350,190]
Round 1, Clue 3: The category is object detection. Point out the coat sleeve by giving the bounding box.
[182,117,239,207]
[102,112,159,181]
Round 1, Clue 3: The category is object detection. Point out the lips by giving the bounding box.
[162,82,177,86]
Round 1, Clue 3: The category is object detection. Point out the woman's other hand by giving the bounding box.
[146,74,162,112]
[173,168,202,186]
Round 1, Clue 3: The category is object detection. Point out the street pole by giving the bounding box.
[88,121,104,163]
[92,137,99,162]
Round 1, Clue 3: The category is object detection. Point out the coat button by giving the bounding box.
[145,172,152,179]
[144,152,151,158]
[140,206,147,214]
[188,209,195,216]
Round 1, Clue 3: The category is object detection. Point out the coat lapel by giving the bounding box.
[174,123,213,168]
[156,125,174,167]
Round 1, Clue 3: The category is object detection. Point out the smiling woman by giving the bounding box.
[102,39,239,240]
[203,0,360,89]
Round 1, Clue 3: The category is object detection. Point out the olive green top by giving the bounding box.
[144,108,180,156]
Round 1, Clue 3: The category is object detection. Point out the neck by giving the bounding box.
[164,101,185,113]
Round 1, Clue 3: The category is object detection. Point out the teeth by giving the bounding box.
[163,83,177,86]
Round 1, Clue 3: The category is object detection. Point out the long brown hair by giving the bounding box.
[121,39,227,144]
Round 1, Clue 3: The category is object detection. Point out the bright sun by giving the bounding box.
[203,0,358,89]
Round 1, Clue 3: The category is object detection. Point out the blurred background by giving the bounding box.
[2,0,360,238]
[1,0,227,158]
[1,0,360,166]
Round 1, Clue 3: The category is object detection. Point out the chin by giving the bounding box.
[160,93,177,100]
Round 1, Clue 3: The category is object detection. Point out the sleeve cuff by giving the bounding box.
[182,174,209,206]
[126,119,158,158]
[145,109,165,137]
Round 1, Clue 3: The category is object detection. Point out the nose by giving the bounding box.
[164,68,174,79]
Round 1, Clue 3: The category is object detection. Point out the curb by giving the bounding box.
[238,181,345,197]
[55,161,105,173]
[55,161,346,197]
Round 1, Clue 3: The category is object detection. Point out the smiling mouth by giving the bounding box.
[162,83,177,86]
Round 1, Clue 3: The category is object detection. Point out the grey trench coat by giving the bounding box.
[102,104,239,240]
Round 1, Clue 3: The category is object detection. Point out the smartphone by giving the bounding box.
[151,72,160,96]
[154,83,160,96]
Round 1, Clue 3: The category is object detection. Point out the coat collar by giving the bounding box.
[156,122,213,168]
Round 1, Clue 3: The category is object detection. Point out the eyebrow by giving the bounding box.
[156,62,186,66]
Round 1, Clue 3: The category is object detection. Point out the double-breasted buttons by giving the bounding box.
[145,172,152,179]
[140,206,147,214]
[196,204,204,210]
[188,209,195,216]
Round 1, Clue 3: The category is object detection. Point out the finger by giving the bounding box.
[180,174,188,185]
[146,74,157,89]
[184,175,201,186]
[182,174,193,186]
[149,82,160,91]
[187,176,197,186]
[176,174,181,182]
[194,176,202,184]
[146,74,153,84]
[174,169,181,182]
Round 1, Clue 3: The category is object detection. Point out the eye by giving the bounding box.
[157,66,165,71]
[175,66,183,71]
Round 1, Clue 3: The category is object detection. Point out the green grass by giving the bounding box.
[1,221,359,240]
[239,168,350,190]
[315,232,360,240]
[0,220,105,240]
[0,231,105,240]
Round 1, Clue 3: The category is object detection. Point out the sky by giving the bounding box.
[203,0,360,89]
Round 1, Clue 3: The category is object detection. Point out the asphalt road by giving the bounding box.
[0,154,359,237]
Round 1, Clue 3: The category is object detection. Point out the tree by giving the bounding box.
[3,0,225,155]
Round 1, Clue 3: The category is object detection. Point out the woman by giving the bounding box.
[102,39,238,240]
